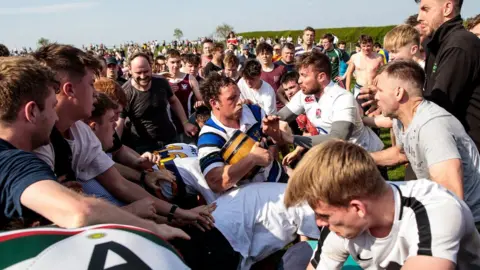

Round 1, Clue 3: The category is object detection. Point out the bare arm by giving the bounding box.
[112,145,144,171]
[371,146,409,167]
[205,157,257,193]
[189,75,203,101]
[21,180,167,233]
[429,159,464,200]
[345,58,355,91]
[114,162,142,182]
[116,117,126,138]
[402,256,455,270]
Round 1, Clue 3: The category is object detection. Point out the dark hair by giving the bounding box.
[355,43,360,47]
[338,41,346,46]
[466,14,480,30]
[359,35,374,44]
[378,60,425,94]
[128,52,151,66]
[405,14,420,26]
[155,55,166,61]
[195,105,211,122]
[242,60,262,79]
[282,43,295,51]
[374,42,382,48]
[166,49,181,59]
[415,0,463,14]
[224,53,239,68]
[212,43,224,52]
[304,26,315,34]
[322,33,335,43]
[32,43,102,80]
[280,71,299,85]
[0,57,59,123]
[0,44,10,57]
[256,42,273,55]
[296,52,332,80]
[202,39,214,46]
[184,53,201,66]
[200,73,237,109]
[88,92,118,123]
[94,78,127,108]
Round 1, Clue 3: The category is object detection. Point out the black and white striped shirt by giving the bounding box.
[311,180,480,269]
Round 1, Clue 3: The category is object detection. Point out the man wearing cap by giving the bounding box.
[238,44,256,70]
[106,56,127,85]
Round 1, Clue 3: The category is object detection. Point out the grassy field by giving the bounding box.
[380,128,405,181]
[237,25,396,45]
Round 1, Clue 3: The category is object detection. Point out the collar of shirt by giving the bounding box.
[209,105,258,135]
[427,15,463,52]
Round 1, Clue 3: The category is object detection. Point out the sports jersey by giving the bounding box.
[153,143,198,164]
[294,44,322,57]
[169,74,195,134]
[0,224,189,270]
[311,180,480,270]
[213,183,320,269]
[325,48,349,79]
[286,82,384,152]
[197,104,287,185]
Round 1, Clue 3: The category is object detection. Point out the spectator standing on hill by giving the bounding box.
[203,43,225,77]
[238,44,256,69]
[321,34,350,85]
[0,44,9,57]
[256,42,287,110]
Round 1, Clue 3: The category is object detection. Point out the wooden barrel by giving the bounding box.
[221,130,260,179]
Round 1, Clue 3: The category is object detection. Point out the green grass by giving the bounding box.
[237,25,396,45]
[380,128,405,181]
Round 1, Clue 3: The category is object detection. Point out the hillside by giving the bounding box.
[237,25,396,44]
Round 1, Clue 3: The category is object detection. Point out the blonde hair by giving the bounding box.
[383,24,420,52]
[284,140,387,208]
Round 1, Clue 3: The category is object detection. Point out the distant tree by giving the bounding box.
[173,29,184,40]
[37,37,50,47]
[215,23,234,40]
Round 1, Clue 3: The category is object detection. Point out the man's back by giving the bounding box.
[424,16,480,150]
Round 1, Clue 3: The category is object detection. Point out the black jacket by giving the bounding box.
[424,16,480,149]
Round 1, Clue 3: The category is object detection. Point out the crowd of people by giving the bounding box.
[0,0,480,269]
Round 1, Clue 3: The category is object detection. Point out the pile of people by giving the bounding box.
[0,1,480,269]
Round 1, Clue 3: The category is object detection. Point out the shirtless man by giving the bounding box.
[345,35,384,102]
[166,49,203,142]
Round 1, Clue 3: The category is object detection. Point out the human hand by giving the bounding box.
[183,122,198,137]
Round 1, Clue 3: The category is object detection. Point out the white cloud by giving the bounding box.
[0,2,99,15]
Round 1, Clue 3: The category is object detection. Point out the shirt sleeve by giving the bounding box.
[197,131,226,176]
[119,85,130,119]
[404,197,465,264]
[76,123,115,181]
[2,151,57,219]
[296,204,321,239]
[418,120,461,167]
[392,119,404,150]
[311,227,348,270]
[286,91,306,115]
[263,84,277,115]
[331,92,356,123]
[33,144,55,170]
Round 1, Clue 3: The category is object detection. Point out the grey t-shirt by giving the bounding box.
[393,100,480,222]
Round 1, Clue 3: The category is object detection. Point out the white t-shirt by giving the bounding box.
[238,78,277,115]
[311,180,480,270]
[34,121,115,181]
[159,157,219,205]
[286,82,384,152]
[213,183,320,269]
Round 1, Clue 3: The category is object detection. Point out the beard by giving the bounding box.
[134,75,152,86]
[302,82,323,96]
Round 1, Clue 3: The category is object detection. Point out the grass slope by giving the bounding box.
[237,25,396,44]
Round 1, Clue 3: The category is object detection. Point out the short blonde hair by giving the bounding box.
[383,24,420,52]
[284,140,387,208]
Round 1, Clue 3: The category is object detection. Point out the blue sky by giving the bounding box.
[1,0,479,49]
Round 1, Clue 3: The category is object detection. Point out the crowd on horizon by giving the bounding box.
[0,2,480,270]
